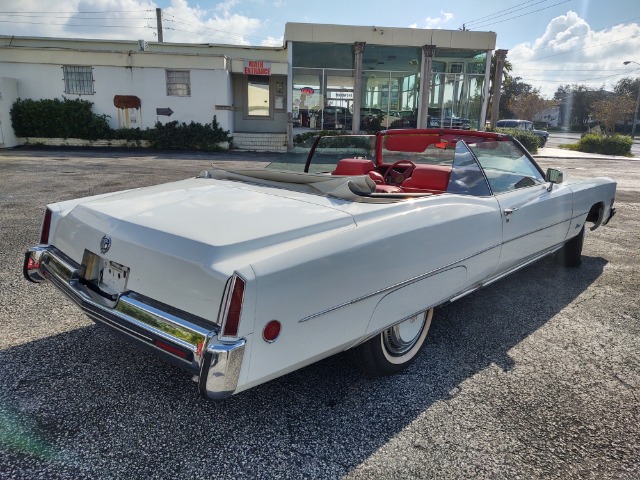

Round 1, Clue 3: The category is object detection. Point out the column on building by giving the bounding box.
[352,42,366,133]
[417,45,436,129]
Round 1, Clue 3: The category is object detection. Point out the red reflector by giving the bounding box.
[262,320,281,343]
[27,257,41,271]
[223,276,245,337]
[40,208,52,244]
[155,339,188,359]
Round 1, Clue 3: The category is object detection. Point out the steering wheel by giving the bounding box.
[385,160,416,185]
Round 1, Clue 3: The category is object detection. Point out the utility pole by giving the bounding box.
[156,8,163,42]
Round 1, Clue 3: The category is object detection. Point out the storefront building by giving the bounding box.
[0,23,495,150]
[285,23,496,134]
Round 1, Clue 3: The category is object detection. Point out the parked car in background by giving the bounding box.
[311,106,352,130]
[360,108,401,129]
[398,107,471,130]
[496,119,549,147]
[25,129,616,400]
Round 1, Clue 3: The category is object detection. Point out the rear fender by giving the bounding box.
[364,266,467,337]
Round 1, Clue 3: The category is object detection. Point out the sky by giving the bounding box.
[1,0,639,98]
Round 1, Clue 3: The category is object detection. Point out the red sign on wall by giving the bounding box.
[300,87,315,95]
[244,60,271,75]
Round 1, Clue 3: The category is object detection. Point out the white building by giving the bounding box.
[0,23,496,150]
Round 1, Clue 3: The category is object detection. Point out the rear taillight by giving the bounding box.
[26,256,41,271]
[222,275,245,337]
[39,208,52,244]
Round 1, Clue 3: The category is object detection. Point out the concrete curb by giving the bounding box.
[534,147,636,161]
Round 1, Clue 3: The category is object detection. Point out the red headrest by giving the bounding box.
[332,158,376,176]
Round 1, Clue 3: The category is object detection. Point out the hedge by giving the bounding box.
[11,98,231,151]
[11,98,110,140]
[492,127,541,154]
[569,134,632,156]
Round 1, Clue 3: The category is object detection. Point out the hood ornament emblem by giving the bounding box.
[100,235,112,254]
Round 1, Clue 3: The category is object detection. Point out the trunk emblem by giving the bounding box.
[100,235,112,254]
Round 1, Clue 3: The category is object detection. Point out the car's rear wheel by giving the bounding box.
[555,226,584,267]
[348,309,433,376]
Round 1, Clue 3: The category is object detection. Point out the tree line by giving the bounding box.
[489,54,639,134]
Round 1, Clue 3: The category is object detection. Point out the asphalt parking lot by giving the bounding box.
[1,148,638,479]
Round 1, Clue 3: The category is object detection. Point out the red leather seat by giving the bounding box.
[332,158,388,186]
[401,165,452,193]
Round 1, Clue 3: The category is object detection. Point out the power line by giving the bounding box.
[163,14,273,43]
[463,0,550,27]
[1,15,151,20]
[468,0,572,29]
[0,19,152,29]
[516,72,630,80]
[0,10,153,14]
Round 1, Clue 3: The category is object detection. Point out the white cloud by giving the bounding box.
[417,10,454,29]
[507,11,640,98]
[0,0,272,45]
[260,35,283,47]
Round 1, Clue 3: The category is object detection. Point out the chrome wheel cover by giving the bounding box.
[383,313,427,356]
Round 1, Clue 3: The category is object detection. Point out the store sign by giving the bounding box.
[328,91,354,100]
[300,87,315,94]
[244,60,271,75]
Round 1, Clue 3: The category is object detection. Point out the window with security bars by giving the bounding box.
[63,66,94,95]
[166,70,191,96]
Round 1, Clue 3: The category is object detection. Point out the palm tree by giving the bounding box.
[487,52,512,120]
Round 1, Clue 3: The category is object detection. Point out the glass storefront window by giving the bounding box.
[292,68,323,128]
[292,43,354,69]
[290,42,490,132]
[293,67,356,130]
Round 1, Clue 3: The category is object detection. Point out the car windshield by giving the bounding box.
[265,135,376,173]
[381,133,456,166]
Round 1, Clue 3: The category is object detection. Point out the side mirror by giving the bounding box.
[545,168,563,191]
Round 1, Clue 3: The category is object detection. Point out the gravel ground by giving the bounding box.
[0,148,638,479]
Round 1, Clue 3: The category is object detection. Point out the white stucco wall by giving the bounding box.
[0,62,233,132]
[0,77,18,147]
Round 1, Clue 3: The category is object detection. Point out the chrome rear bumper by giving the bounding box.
[24,245,244,401]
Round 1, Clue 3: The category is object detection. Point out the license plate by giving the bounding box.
[101,260,129,293]
[82,250,130,295]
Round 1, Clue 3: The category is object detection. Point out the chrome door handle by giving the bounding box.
[504,207,519,222]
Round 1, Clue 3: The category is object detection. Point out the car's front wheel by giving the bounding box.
[348,309,434,376]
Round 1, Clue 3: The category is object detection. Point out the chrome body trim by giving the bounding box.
[23,246,245,401]
[302,236,568,325]
[446,244,563,303]
[298,243,502,323]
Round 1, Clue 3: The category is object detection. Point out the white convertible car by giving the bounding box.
[24,129,616,400]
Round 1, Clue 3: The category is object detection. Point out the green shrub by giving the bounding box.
[490,127,540,153]
[11,98,231,150]
[109,128,147,140]
[573,134,632,156]
[10,97,111,140]
[293,130,350,145]
[146,117,231,151]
